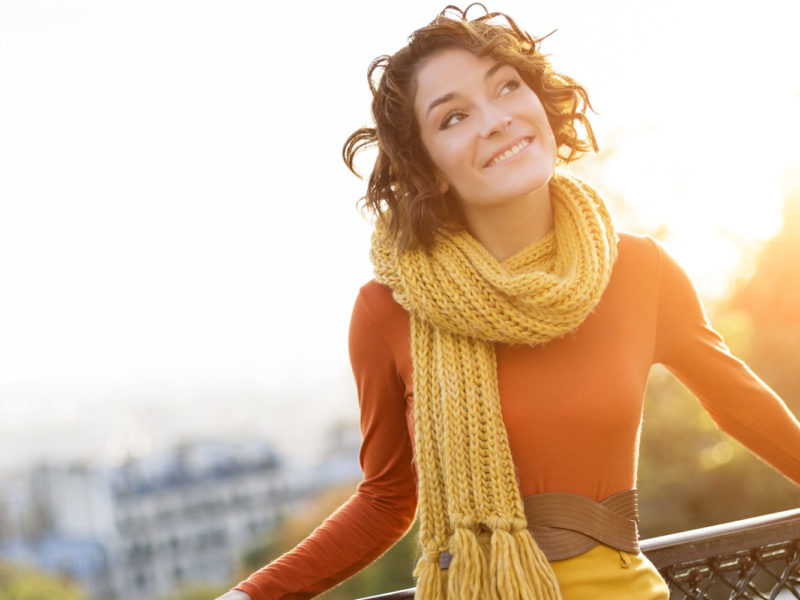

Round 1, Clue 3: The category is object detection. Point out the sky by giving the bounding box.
[1,0,798,472]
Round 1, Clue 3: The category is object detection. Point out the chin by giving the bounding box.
[506,172,552,197]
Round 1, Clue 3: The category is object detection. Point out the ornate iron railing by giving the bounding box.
[641,508,800,599]
[356,508,800,600]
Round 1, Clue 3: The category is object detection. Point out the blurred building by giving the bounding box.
[0,439,314,599]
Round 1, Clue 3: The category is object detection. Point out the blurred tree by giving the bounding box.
[238,482,417,600]
[727,184,800,413]
[638,182,800,538]
[638,364,800,539]
[0,562,84,600]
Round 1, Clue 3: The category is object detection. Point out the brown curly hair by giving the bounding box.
[342,3,597,252]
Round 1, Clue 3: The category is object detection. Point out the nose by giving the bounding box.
[479,104,512,138]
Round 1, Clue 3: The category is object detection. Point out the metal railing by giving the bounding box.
[356,508,800,599]
[641,508,800,599]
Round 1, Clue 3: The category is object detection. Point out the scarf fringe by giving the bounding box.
[487,527,562,600]
[514,528,563,599]
[414,551,444,600]
[416,527,562,600]
[447,527,489,600]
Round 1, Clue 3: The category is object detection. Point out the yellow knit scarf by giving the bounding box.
[370,172,617,600]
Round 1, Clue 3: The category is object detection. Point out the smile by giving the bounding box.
[485,138,532,167]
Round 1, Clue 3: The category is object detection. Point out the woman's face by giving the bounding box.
[413,47,557,219]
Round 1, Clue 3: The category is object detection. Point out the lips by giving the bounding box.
[484,137,533,168]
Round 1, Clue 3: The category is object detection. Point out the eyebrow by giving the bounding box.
[425,61,507,117]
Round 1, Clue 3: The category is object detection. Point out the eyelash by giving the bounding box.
[439,111,467,130]
[438,77,522,130]
[500,78,521,95]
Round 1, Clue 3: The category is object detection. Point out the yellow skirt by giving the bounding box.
[550,544,670,599]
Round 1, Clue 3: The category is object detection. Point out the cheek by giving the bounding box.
[547,131,558,163]
[541,113,557,146]
[534,110,557,156]
[428,138,471,184]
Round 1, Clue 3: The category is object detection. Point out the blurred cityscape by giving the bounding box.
[0,425,361,600]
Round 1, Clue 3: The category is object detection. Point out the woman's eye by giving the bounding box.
[439,111,466,130]
[500,79,520,95]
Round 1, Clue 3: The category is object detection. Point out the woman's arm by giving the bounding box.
[228,286,418,600]
[652,239,800,483]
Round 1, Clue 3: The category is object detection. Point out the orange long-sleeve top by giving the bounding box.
[237,233,800,600]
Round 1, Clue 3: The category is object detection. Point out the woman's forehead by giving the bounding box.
[413,49,503,112]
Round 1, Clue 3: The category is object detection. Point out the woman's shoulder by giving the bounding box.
[356,280,407,319]
[617,231,661,259]
[352,280,410,345]
[615,231,676,277]
[350,280,413,384]
[616,231,689,276]
[358,279,396,304]
[610,232,682,301]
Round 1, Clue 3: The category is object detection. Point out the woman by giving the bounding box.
[218,5,800,599]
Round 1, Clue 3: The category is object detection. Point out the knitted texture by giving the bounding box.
[370,172,617,600]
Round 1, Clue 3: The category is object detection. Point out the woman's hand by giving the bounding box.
[214,591,251,600]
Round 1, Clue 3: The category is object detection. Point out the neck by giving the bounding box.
[462,183,554,262]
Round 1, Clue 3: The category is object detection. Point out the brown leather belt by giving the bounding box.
[438,489,640,568]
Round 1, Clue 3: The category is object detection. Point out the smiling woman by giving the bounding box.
[215,4,800,600]
[413,49,558,260]
[342,6,595,254]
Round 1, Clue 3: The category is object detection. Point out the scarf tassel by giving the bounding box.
[513,528,563,599]
[490,527,562,600]
[414,551,444,600]
[447,526,489,600]
[415,527,561,600]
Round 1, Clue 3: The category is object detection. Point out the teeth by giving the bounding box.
[489,139,530,166]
